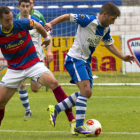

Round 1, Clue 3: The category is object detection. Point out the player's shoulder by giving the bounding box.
[88,15,97,21]
[13,18,29,24]
[76,14,96,20]
[30,15,40,22]
[13,19,30,29]
[30,15,44,26]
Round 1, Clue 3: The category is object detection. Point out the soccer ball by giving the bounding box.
[84,119,102,136]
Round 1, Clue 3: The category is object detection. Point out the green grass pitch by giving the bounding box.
[0,85,140,140]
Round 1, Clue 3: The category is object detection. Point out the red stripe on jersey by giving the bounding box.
[7,44,36,66]
[0,31,27,45]
[1,33,31,54]
[8,57,40,70]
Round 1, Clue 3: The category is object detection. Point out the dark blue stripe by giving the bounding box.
[55,105,61,114]
[78,98,87,102]
[9,51,38,68]
[19,90,27,94]
[76,102,87,107]
[23,103,29,107]
[69,96,75,106]
[76,110,86,114]
[75,92,79,97]
[20,96,28,100]
[62,101,69,109]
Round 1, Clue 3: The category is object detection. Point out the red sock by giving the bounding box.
[53,86,75,122]
[0,107,5,126]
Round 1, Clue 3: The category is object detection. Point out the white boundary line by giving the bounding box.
[26,83,140,86]
[11,96,140,99]
[0,130,140,135]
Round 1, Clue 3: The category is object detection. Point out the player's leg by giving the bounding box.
[19,81,31,117]
[43,58,50,92]
[51,56,93,136]
[30,79,41,93]
[0,68,29,125]
[47,91,79,124]
[0,86,17,125]
[48,80,92,136]
[74,80,93,136]
[26,62,75,132]
[37,72,75,121]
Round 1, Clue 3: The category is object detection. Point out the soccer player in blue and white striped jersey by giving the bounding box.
[46,2,136,136]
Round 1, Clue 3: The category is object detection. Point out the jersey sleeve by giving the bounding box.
[38,20,44,27]
[102,28,114,45]
[16,18,34,31]
[31,15,44,27]
[70,14,94,27]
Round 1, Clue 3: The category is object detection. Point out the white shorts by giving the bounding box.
[0,62,51,88]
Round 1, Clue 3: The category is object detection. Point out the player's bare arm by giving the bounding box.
[105,44,136,64]
[46,35,53,63]
[33,20,50,48]
[44,14,70,32]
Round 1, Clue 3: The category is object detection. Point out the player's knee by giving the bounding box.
[31,88,39,93]
[83,88,92,98]
[49,79,59,90]
[20,83,26,90]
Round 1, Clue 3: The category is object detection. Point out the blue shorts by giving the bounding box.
[64,55,93,89]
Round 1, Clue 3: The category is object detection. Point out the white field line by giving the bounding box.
[25,83,140,86]
[11,96,140,99]
[0,130,140,135]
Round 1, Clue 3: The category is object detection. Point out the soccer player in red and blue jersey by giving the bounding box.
[0,6,75,129]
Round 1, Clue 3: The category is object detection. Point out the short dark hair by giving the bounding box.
[100,2,121,17]
[32,0,35,4]
[0,6,11,19]
[19,0,31,6]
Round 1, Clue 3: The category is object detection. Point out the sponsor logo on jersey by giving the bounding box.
[5,40,24,49]
[18,33,22,38]
[87,34,102,47]
[79,14,85,19]
[127,38,140,67]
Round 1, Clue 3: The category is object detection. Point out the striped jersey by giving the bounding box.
[0,18,40,70]
[18,15,45,61]
[68,14,114,63]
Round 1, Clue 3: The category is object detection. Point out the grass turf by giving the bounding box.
[0,85,140,140]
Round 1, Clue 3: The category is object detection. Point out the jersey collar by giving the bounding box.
[1,24,13,33]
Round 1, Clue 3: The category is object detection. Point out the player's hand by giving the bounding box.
[46,51,53,63]
[41,40,50,49]
[123,55,136,64]
[44,23,52,33]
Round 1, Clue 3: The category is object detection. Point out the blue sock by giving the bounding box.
[19,88,31,112]
[76,94,87,127]
[55,92,79,113]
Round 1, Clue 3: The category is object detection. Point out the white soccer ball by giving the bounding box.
[84,119,102,136]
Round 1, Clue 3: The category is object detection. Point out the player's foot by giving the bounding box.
[70,119,76,135]
[47,105,57,127]
[74,125,93,136]
[24,111,32,117]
